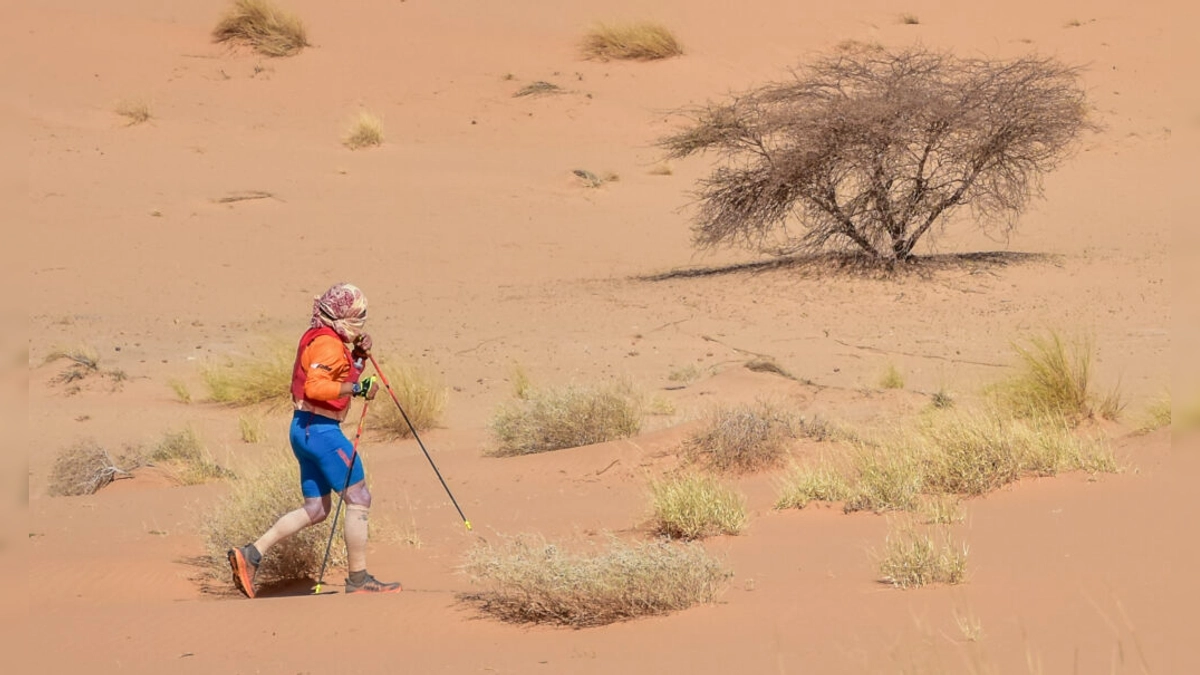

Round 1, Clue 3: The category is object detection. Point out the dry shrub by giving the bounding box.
[203,341,292,407]
[877,522,968,588]
[367,359,447,439]
[490,383,642,456]
[200,449,343,587]
[775,463,852,509]
[344,111,383,150]
[880,363,905,389]
[239,414,265,443]
[168,378,192,404]
[115,99,151,125]
[580,22,683,61]
[44,345,101,383]
[48,440,138,496]
[461,534,729,626]
[212,0,309,57]
[684,401,795,473]
[513,81,562,97]
[149,428,234,485]
[919,494,964,524]
[1141,396,1171,432]
[650,473,746,540]
[998,331,1124,423]
[844,409,1115,513]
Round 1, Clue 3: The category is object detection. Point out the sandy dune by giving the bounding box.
[15,0,1197,672]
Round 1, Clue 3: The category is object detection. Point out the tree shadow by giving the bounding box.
[636,251,1056,282]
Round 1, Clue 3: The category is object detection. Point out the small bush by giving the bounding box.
[775,463,852,509]
[44,345,100,383]
[844,442,926,513]
[580,22,683,61]
[460,534,729,626]
[212,0,309,57]
[367,360,447,440]
[201,450,343,587]
[168,378,192,403]
[1141,396,1171,432]
[998,331,1122,423]
[877,523,968,589]
[684,401,795,473]
[880,363,905,389]
[48,440,137,496]
[203,342,292,407]
[344,111,383,150]
[115,99,151,125]
[650,474,746,540]
[239,415,265,443]
[149,428,234,485]
[490,383,642,456]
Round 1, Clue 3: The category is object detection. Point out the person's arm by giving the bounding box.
[302,336,354,401]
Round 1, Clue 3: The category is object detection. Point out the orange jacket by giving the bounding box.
[290,326,362,420]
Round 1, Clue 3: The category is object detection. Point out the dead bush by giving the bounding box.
[48,440,138,496]
[213,0,309,57]
[684,401,796,473]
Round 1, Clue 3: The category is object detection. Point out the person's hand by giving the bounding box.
[352,333,373,359]
[355,375,379,400]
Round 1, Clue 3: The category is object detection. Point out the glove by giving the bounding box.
[354,375,379,399]
[352,333,373,359]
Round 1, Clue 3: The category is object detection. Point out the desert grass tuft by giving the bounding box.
[745,356,793,379]
[510,362,533,400]
[203,342,292,408]
[115,99,152,125]
[513,81,562,97]
[460,534,730,626]
[1141,395,1171,432]
[997,331,1123,423]
[899,13,921,25]
[668,364,704,384]
[168,378,192,404]
[149,428,234,485]
[489,382,642,456]
[44,345,100,383]
[581,22,683,61]
[649,473,746,540]
[684,400,796,473]
[212,0,309,57]
[775,463,852,509]
[344,111,384,150]
[880,363,905,389]
[844,441,926,513]
[367,359,447,439]
[239,414,265,443]
[876,522,967,589]
[201,449,343,587]
[919,494,964,524]
[48,440,138,496]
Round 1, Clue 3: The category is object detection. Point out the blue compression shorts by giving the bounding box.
[289,411,366,498]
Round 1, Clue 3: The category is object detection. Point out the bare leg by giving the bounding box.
[342,481,372,573]
[254,495,331,556]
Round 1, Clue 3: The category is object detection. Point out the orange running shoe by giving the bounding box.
[227,545,259,599]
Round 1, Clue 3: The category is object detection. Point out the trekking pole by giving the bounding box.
[367,353,472,531]
[312,398,371,594]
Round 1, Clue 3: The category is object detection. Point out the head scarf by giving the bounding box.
[311,283,368,344]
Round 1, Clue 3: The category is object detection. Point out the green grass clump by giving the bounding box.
[650,474,746,540]
[149,428,234,485]
[212,0,309,57]
[201,450,342,588]
[460,534,730,626]
[877,523,968,589]
[684,401,796,473]
[367,360,447,439]
[203,342,292,407]
[997,331,1124,423]
[774,463,852,509]
[580,22,683,61]
[490,383,642,456]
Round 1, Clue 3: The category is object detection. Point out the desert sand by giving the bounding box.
[15,0,1198,672]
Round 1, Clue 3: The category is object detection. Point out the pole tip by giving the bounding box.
[464,520,473,531]
[312,583,322,594]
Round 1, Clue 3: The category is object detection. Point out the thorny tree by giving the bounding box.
[659,45,1096,263]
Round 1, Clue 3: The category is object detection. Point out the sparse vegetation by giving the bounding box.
[44,345,126,389]
[877,522,968,588]
[659,45,1094,263]
[899,13,920,25]
[650,473,747,540]
[919,494,964,524]
[490,383,643,456]
[668,364,704,384]
[367,359,447,440]
[48,440,138,496]
[149,428,234,485]
[684,401,796,473]
[580,22,683,61]
[930,388,954,409]
[168,378,192,404]
[1141,396,1171,432]
[510,363,533,400]
[648,162,673,176]
[745,356,793,379]
[513,81,562,97]
[239,414,265,443]
[880,363,905,389]
[212,0,309,57]
[201,449,343,587]
[344,111,384,150]
[997,331,1124,423]
[115,99,152,125]
[775,463,852,509]
[460,534,729,626]
[203,342,292,407]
